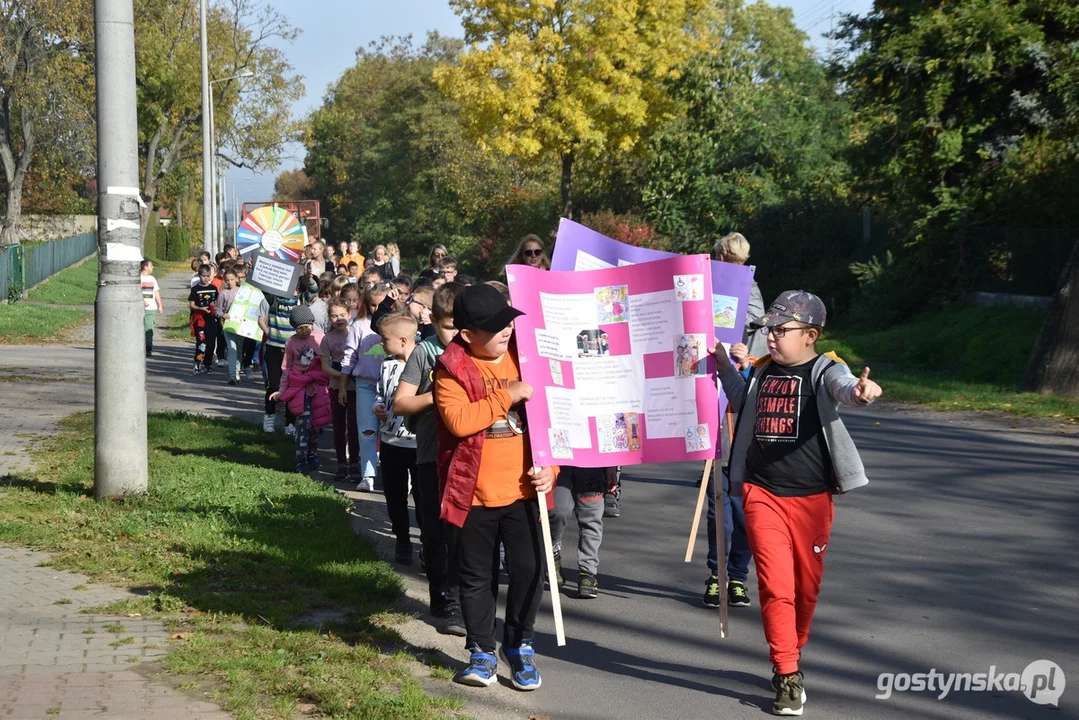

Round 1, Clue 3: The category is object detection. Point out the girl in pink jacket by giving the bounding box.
[269,306,327,473]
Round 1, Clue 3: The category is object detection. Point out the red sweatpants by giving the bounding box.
[743,483,834,675]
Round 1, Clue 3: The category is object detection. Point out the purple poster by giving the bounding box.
[549,219,754,352]
[507,256,718,468]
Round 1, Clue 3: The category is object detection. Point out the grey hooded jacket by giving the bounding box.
[719,353,871,497]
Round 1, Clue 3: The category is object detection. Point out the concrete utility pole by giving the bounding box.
[200,0,213,253]
[93,0,148,498]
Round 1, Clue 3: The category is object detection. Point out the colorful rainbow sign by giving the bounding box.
[236,205,308,261]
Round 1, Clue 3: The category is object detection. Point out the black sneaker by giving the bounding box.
[703,574,721,608]
[395,541,413,566]
[772,670,806,716]
[603,493,620,517]
[442,606,466,637]
[577,572,598,599]
[227,378,237,386]
[728,579,751,607]
[334,465,349,482]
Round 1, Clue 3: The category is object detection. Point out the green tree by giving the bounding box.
[304,34,556,274]
[835,0,1079,289]
[135,0,303,242]
[435,0,714,218]
[644,2,851,254]
[273,169,311,201]
[0,0,94,244]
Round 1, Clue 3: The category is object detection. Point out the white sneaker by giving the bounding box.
[284,424,296,437]
[358,477,375,492]
[262,414,275,433]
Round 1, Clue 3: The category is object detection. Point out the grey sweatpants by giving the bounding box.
[550,466,606,576]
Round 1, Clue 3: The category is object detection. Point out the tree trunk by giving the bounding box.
[560,150,574,219]
[0,170,24,245]
[1024,238,1079,396]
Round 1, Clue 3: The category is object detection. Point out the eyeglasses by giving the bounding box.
[523,248,543,258]
[761,325,811,339]
[407,296,429,310]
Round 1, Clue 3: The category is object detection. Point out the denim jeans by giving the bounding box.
[354,381,379,480]
[223,330,242,379]
[707,468,752,582]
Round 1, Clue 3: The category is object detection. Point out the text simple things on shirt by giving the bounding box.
[755,375,803,441]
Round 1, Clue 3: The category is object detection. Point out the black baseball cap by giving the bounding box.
[453,283,524,333]
[750,290,827,329]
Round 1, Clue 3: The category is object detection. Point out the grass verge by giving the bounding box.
[25,256,98,305]
[163,306,193,341]
[818,304,1079,422]
[0,412,461,719]
[0,304,91,344]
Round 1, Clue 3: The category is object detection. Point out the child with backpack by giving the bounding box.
[714,290,881,717]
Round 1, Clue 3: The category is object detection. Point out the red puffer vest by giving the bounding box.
[434,336,554,528]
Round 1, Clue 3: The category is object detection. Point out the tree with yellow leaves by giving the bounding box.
[435,0,713,218]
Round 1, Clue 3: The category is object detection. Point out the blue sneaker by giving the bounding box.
[455,647,497,687]
[501,640,541,691]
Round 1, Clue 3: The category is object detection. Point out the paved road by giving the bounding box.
[2,271,1077,718]
[527,404,1079,719]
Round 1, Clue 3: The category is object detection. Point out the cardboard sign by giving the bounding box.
[223,285,266,340]
[247,253,301,298]
[507,254,719,468]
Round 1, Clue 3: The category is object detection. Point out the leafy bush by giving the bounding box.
[577,210,673,252]
[148,224,194,262]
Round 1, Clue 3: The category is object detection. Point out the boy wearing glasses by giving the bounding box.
[406,285,436,339]
[438,256,459,283]
[713,290,881,717]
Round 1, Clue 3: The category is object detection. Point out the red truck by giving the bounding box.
[241,200,325,242]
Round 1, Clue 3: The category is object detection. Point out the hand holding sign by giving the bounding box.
[853,366,882,404]
[710,340,732,368]
[529,465,556,494]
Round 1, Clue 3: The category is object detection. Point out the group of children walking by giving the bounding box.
[169,235,882,715]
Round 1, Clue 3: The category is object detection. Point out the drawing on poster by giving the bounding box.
[623,412,642,450]
[576,329,610,358]
[550,359,564,385]
[713,294,739,330]
[674,274,705,302]
[595,285,630,324]
[596,412,642,453]
[549,428,573,459]
[685,424,711,452]
[674,333,707,378]
[597,416,616,453]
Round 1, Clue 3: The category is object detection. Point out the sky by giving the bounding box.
[225,0,874,207]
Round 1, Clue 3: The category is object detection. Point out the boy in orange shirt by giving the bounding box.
[434,283,555,691]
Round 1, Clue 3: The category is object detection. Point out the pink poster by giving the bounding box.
[507,255,718,468]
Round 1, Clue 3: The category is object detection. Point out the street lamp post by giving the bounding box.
[199,0,212,253]
[208,70,254,254]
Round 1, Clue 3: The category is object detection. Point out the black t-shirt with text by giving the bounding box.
[745,356,833,496]
[188,283,218,313]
